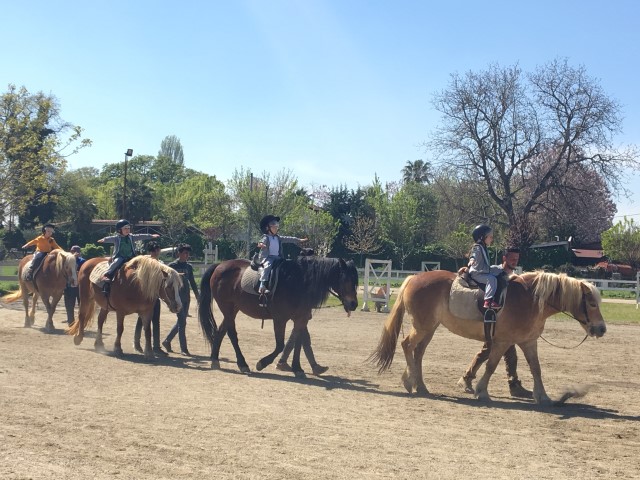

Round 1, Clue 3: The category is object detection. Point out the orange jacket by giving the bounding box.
[23,235,62,253]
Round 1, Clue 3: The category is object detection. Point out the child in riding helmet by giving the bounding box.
[256,215,308,294]
[98,219,159,283]
[22,224,63,281]
[468,224,503,309]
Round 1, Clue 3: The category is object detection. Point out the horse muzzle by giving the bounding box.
[343,299,358,313]
[589,323,606,338]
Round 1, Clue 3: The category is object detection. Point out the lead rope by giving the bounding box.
[539,332,589,349]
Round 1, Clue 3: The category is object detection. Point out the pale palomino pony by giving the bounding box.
[2,250,77,332]
[67,255,183,359]
[370,270,606,405]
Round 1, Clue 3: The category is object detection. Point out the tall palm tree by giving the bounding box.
[402,159,432,184]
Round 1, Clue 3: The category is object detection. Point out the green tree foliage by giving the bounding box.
[601,217,640,268]
[401,159,432,184]
[0,84,90,223]
[56,167,99,231]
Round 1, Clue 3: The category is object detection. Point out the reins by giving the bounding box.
[540,294,591,349]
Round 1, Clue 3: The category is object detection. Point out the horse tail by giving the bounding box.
[66,284,96,336]
[369,274,413,373]
[2,283,24,303]
[198,263,219,347]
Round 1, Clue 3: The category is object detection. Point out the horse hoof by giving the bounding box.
[401,373,414,394]
[416,385,429,396]
[210,360,220,370]
[255,360,265,371]
[113,348,124,357]
[133,343,143,353]
[73,336,83,346]
[294,370,306,379]
[239,365,251,374]
[475,392,491,402]
[457,376,475,394]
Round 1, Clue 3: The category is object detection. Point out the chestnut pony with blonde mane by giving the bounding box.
[67,256,183,359]
[2,250,77,331]
[371,270,606,405]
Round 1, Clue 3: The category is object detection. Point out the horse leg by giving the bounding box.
[400,326,432,394]
[291,326,306,379]
[22,290,31,327]
[518,339,551,405]
[41,295,55,333]
[113,312,125,356]
[226,321,250,373]
[256,317,287,372]
[45,293,63,332]
[94,308,108,353]
[413,330,436,396]
[474,341,510,402]
[209,318,228,370]
[141,313,154,360]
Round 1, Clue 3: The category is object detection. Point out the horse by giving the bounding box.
[198,256,359,377]
[67,256,183,359]
[370,270,607,405]
[2,250,78,332]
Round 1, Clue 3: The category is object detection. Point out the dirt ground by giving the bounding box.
[1,295,639,480]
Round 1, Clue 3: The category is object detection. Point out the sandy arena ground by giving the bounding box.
[1,294,639,479]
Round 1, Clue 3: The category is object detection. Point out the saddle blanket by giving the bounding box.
[21,260,34,282]
[89,261,110,287]
[240,267,260,295]
[449,276,488,322]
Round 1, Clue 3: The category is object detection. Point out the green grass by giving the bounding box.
[600,289,636,300]
[0,281,19,296]
[0,265,19,276]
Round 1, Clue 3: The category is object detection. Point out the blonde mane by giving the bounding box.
[124,256,182,302]
[54,250,76,276]
[527,271,601,313]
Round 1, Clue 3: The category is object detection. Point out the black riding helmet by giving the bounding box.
[259,215,280,233]
[472,224,492,243]
[115,219,131,232]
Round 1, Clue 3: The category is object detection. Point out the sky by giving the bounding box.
[4,0,640,219]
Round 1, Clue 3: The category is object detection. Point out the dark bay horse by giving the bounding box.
[198,257,358,377]
[2,250,77,331]
[67,256,183,359]
[371,270,606,405]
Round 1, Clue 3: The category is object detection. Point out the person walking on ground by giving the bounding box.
[162,243,200,356]
[459,247,533,398]
[133,241,166,356]
[63,245,86,325]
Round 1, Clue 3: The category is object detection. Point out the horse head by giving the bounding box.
[576,281,607,338]
[159,267,183,314]
[333,258,359,314]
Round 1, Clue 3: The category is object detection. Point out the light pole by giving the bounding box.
[122,149,133,219]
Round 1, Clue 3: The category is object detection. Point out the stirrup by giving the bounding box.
[258,293,268,308]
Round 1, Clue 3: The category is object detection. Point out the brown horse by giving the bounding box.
[67,256,183,359]
[198,257,359,377]
[370,270,607,405]
[2,250,77,331]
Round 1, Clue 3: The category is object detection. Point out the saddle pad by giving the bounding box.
[448,276,485,321]
[89,261,110,287]
[21,260,34,282]
[240,267,260,295]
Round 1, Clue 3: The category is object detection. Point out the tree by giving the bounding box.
[402,159,432,184]
[441,226,472,269]
[0,84,91,225]
[158,135,184,166]
[601,217,640,269]
[430,59,638,245]
[343,214,382,266]
[56,167,99,230]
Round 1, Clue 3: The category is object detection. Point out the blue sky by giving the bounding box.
[4,0,640,218]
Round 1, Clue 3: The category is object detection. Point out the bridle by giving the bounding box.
[541,291,591,349]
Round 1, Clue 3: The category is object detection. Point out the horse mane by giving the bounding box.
[54,250,76,275]
[125,256,181,303]
[526,271,601,313]
[279,257,356,310]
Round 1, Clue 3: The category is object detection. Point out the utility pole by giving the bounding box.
[123,149,133,218]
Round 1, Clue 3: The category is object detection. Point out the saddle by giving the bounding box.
[241,258,284,297]
[89,261,112,288]
[449,269,509,321]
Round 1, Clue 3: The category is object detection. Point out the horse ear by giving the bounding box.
[580,282,591,294]
[339,258,347,268]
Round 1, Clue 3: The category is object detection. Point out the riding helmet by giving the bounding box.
[115,219,131,231]
[472,224,492,243]
[41,223,56,233]
[259,215,280,233]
